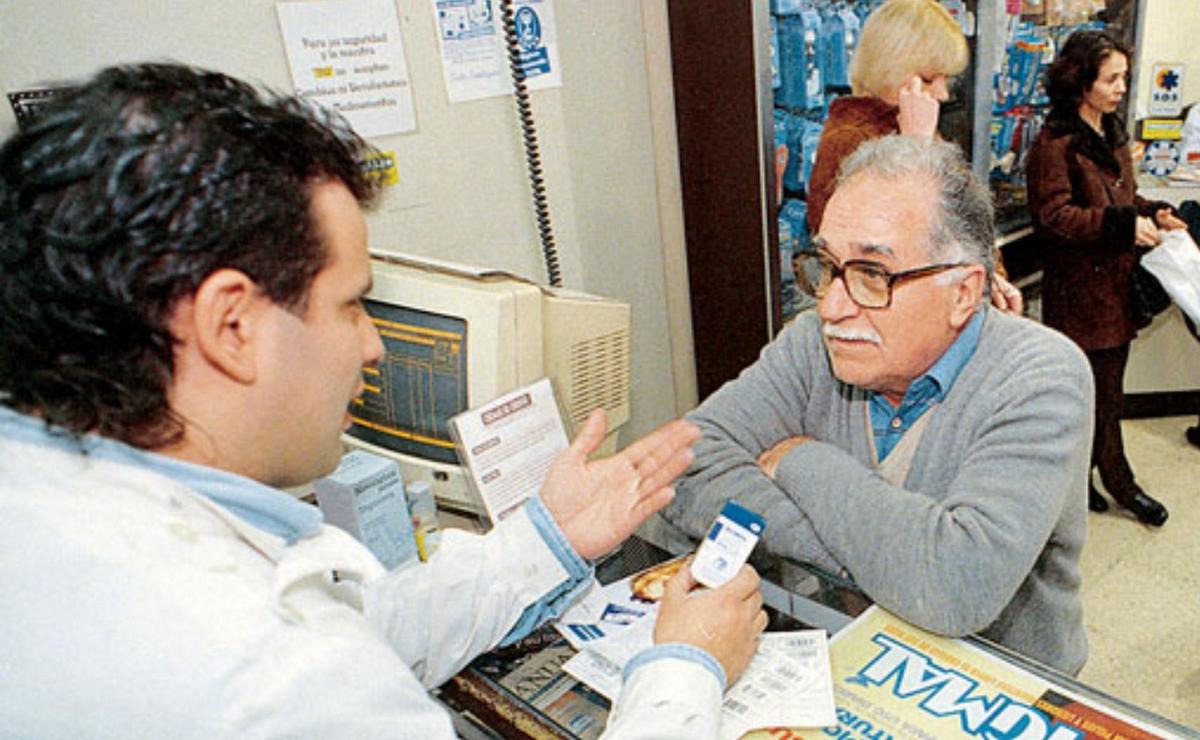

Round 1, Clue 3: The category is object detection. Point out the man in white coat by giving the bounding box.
[0,63,766,738]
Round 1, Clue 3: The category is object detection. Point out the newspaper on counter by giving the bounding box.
[744,606,1183,740]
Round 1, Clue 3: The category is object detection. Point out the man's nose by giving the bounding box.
[816,274,859,323]
[360,315,384,366]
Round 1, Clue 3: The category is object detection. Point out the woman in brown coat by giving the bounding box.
[1027,30,1186,526]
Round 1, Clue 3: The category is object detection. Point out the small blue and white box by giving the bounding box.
[315,450,419,570]
[691,500,766,589]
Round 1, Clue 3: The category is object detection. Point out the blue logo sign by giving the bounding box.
[515,6,541,52]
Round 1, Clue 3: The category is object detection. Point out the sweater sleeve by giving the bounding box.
[662,315,842,573]
[769,324,1093,637]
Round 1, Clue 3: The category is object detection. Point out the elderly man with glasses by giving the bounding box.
[662,136,1094,676]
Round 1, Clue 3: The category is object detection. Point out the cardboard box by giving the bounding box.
[315,450,418,570]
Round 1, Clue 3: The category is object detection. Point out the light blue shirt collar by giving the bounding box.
[921,307,984,398]
[867,308,984,460]
[0,406,322,544]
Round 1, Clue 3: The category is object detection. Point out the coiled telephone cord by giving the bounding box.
[500,0,562,288]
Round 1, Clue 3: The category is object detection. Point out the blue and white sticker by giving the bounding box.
[691,500,766,588]
[1143,139,1180,177]
[513,5,551,77]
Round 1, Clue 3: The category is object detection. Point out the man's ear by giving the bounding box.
[949,265,986,329]
[180,269,266,385]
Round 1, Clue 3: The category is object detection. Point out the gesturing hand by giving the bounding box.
[654,565,768,688]
[539,410,700,560]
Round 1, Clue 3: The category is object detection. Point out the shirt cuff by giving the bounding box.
[498,496,594,645]
[525,494,591,581]
[623,642,726,689]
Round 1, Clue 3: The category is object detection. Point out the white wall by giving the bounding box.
[0,0,694,443]
[1133,0,1200,118]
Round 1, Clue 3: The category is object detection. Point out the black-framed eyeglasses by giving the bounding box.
[795,250,967,309]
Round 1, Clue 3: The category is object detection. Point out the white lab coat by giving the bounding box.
[0,429,722,738]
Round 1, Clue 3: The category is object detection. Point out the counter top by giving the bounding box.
[437,535,1197,739]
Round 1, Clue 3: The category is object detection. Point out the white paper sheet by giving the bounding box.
[557,571,837,734]
[561,649,624,703]
[431,0,561,102]
[276,0,416,137]
[450,377,568,522]
[556,576,659,651]
[719,631,838,738]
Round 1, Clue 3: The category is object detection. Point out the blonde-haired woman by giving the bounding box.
[806,0,964,232]
[804,0,1022,311]
[849,0,967,101]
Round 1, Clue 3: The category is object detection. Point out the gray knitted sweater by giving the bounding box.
[663,308,1092,675]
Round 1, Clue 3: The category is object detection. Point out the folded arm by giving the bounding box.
[770,344,1093,636]
[663,320,845,573]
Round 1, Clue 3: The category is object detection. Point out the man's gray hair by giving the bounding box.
[835,136,995,284]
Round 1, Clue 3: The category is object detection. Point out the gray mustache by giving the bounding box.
[821,322,882,345]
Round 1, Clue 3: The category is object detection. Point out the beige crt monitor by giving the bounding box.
[343,251,631,516]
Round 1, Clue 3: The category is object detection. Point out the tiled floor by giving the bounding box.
[1076,415,1200,731]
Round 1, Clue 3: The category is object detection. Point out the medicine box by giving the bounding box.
[315,450,419,570]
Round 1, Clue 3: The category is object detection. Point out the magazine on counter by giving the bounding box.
[468,631,610,740]
[745,606,1182,740]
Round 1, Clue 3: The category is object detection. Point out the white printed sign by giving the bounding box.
[432,0,561,103]
[449,377,568,523]
[276,0,417,137]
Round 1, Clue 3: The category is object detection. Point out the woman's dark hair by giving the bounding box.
[1045,30,1131,119]
[0,63,379,448]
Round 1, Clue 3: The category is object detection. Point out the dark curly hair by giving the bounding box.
[1045,30,1131,122]
[0,63,379,449]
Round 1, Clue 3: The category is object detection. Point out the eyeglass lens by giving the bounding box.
[796,253,891,308]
